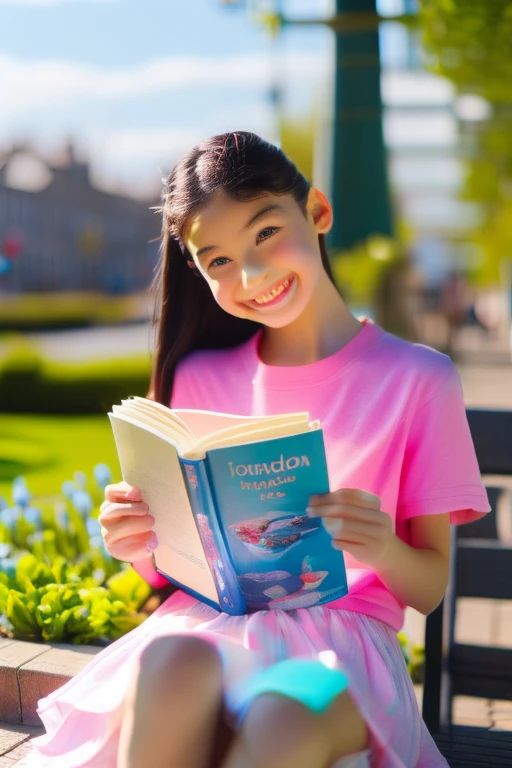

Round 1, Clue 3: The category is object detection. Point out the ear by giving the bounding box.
[306,187,333,235]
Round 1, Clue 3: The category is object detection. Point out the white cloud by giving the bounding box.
[0,51,328,119]
[86,104,275,196]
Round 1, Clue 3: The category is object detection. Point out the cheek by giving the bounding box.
[274,238,319,273]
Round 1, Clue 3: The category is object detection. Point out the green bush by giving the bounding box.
[0,340,151,414]
[0,472,152,645]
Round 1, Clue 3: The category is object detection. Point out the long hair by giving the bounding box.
[150,132,336,405]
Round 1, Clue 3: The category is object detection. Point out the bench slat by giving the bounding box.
[450,642,512,699]
[434,726,512,767]
[456,540,512,600]
[466,409,512,475]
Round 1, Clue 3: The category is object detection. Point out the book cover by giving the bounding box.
[204,429,348,612]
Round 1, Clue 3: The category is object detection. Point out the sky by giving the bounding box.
[0,0,337,197]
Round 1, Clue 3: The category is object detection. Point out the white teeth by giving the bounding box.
[253,278,290,305]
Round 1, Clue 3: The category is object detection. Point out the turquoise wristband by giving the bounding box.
[240,658,349,717]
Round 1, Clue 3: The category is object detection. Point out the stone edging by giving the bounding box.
[0,638,101,727]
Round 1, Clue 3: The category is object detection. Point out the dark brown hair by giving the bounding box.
[150,132,335,405]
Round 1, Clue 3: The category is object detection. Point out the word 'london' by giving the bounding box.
[228,454,311,478]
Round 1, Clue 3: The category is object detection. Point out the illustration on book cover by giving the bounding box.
[206,430,348,611]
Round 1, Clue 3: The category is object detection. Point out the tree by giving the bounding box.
[418,0,512,284]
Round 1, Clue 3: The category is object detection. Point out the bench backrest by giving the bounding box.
[422,408,512,734]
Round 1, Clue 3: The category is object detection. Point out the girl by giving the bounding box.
[22,132,489,768]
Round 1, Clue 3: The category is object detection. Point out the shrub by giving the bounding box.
[0,469,151,644]
[0,340,151,413]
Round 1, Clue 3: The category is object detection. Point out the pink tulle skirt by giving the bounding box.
[20,591,448,768]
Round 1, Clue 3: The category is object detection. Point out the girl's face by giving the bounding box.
[184,188,333,328]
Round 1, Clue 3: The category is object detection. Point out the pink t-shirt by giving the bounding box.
[164,318,489,630]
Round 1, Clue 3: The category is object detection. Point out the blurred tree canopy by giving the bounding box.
[280,116,315,183]
[419,0,512,102]
[419,0,512,284]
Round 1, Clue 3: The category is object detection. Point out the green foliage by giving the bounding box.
[418,0,512,285]
[0,339,151,413]
[280,116,316,183]
[330,236,400,307]
[0,472,152,644]
[419,0,512,102]
[0,414,119,501]
[0,555,149,644]
[0,292,147,332]
[397,631,425,685]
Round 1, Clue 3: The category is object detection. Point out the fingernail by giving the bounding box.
[146,533,158,552]
[306,507,315,517]
[125,490,140,501]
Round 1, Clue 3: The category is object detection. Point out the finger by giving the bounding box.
[104,482,142,503]
[99,501,149,522]
[321,516,383,540]
[310,503,385,524]
[108,532,159,563]
[309,489,381,510]
[101,514,155,541]
[331,539,367,556]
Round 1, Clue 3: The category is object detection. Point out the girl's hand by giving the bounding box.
[307,488,395,570]
[99,481,157,563]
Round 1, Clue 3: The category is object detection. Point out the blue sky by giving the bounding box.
[0,0,337,196]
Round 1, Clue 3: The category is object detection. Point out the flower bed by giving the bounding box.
[0,467,151,645]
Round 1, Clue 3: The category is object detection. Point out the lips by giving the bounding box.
[247,275,294,307]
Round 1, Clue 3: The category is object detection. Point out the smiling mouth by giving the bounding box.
[248,276,294,307]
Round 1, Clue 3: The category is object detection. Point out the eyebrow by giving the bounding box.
[196,203,283,261]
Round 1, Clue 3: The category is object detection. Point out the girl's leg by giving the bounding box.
[221,689,368,768]
[117,635,224,768]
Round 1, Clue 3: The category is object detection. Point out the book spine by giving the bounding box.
[180,459,247,615]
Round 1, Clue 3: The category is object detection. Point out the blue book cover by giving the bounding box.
[200,429,348,612]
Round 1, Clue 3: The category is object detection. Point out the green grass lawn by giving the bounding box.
[0,414,121,506]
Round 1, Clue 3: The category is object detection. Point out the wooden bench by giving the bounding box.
[422,408,512,766]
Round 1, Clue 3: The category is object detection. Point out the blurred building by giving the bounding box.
[0,144,159,294]
[378,6,486,289]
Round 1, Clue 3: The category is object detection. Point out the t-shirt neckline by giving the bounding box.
[243,317,384,390]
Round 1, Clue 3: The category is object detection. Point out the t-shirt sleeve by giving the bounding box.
[397,363,490,525]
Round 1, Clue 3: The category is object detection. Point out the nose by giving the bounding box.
[240,261,268,290]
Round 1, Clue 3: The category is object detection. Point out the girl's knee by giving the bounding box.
[240,694,330,767]
[239,690,369,768]
[137,635,223,694]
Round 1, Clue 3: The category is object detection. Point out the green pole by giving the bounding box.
[328,0,393,250]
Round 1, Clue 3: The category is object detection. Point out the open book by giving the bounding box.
[108,397,348,615]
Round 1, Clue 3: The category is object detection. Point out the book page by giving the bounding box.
[187,421,319,460]
[114,402,194,454]
[109,414,218,604]
[175,409,309,444]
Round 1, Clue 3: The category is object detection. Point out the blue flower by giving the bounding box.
[93,464,112,491]
[12,477,31,507]
[86,517,101,537]
[71,490,93,517]
[74,471,87,490]
[24,507,43,529]
[0,507,21,531]
[0,557,18,579]
[62,481,76,498]
[54,502,69,530]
